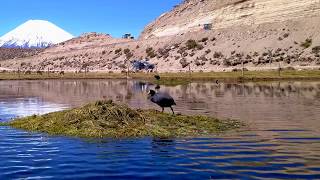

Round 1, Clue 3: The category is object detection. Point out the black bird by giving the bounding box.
[155,85,161,90]
[154,75,161,80]
[148,90,176,114]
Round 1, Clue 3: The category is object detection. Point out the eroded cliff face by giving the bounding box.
[141,0,320,39]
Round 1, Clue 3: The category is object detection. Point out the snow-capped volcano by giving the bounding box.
[0,20,74,48]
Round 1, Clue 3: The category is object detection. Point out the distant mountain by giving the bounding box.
[0,20,74,48]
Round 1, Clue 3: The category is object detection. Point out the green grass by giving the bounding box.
[0,70,320,85]
[146,70,320,85]
[0,100,243,138]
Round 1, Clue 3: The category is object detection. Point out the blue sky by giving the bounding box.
[0,0,182,38]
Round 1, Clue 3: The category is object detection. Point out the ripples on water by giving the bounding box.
[0,80,320,179]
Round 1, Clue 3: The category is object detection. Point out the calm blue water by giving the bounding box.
[1,80,320,179]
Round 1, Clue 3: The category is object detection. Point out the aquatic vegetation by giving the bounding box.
[1,100,243,138]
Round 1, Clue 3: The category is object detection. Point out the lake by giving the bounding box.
[0,79,320,179]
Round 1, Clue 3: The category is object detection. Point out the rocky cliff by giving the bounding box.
[141,0,320,39]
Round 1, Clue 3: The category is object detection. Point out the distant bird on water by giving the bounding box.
[148,90,176,114]
[154,75,161,80]
[155,85,161,90]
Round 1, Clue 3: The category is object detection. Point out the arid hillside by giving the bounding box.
[0,48,41,61]
[1,0,320,73]
[141,0,320,39]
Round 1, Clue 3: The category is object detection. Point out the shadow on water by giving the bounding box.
[0,79,320,178]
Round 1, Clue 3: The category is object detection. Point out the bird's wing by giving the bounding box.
[158,96,176,106]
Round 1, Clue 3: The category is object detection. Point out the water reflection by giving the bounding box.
[0,80,320,179]
[0,97,68,122]
[0,80,320,131]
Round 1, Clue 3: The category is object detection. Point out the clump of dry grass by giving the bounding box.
[1,100,243,138]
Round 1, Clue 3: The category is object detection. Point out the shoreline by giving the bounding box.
[0,70,320,84]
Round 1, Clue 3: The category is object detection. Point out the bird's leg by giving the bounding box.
[170,107,175,115]
[162,107,164,113]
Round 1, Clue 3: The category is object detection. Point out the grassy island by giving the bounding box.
[1,100,242,138]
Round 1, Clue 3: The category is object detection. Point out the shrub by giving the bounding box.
[200,37,208,42]
[146,47,153,53]
[199,55,208,62]
[182,52,188,57]
[123,48,133,59]
[312,46,320,54]
[213,52,223,58]
[173,43,180,49]
[189,52,195,57]
[118,64,126,69]
[146,47,157,58]
[197,44,204,50]
[177,47,187,54]
[210,59,219,65]
[300,38,312,48]
[115,48,122,54]
[223,59,232,66]
[235,53,243,58]
[205,49,211,54]
[126,52,133,60]
[123,48,130,55]
[179,58,189,68]
[194,59,205,66]
[158,48,170,57]
[186,39,199,50]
